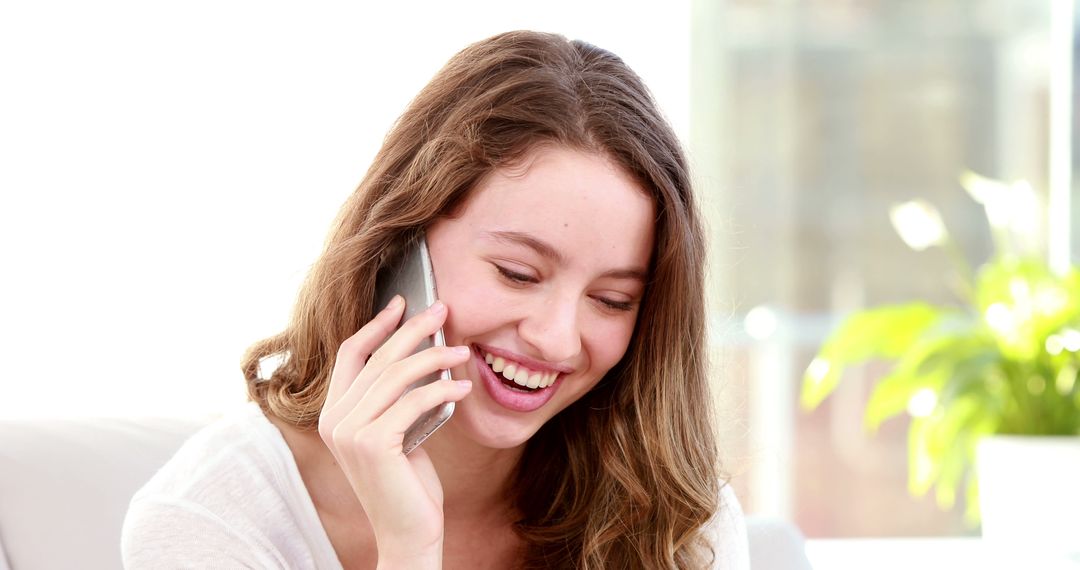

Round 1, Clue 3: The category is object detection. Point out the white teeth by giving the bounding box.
[482,350,557,390]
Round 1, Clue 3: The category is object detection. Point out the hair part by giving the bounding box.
[241,30,722,568]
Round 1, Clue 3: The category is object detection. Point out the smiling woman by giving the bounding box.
[121,31,747,569]
[426,147,654,434]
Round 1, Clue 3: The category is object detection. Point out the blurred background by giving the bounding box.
[1,0,1075,541]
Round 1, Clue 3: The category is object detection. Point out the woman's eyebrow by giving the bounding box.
[600,268,648,283]
[484,230,565,264]
[483,230,648,283]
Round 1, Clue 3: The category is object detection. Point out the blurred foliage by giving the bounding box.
[800,172,1080,525]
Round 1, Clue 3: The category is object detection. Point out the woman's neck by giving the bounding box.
[422,419,523,524]
[272,414,522,527]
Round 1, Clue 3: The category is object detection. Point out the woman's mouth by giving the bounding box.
[483,350,558,390]
[471,345,564,412]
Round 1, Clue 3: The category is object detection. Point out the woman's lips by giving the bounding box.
[472,346,562,413]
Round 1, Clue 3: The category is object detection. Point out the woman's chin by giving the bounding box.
[445,398,541,450]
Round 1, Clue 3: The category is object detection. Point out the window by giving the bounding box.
[691,0,1072,536]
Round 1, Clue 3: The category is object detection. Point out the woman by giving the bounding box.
[123,30,748,568]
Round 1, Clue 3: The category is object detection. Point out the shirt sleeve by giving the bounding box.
[121,496,286,570]
[705,483,751,570]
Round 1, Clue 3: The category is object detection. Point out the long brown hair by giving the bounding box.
[242,30,722,568]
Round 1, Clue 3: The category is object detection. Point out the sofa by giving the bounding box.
[0,412,812,569]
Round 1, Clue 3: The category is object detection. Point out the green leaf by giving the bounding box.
[908,397,988,498]
[934,348,1002,408]
[930,401,992,510]
[863,331,984,431]
[963,471,981,527]
[934,440,965,509]
[974,258,1080,361]
[908,415,936,496]
[864,354,947,432]
[802,303,945,410]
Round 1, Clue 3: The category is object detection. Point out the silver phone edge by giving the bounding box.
[401,239,455,455]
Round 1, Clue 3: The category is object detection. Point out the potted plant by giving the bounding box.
[799,172,1080,549]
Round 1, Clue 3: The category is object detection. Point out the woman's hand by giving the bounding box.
[318,296,473,567]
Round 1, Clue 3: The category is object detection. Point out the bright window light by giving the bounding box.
[0,0,690,419]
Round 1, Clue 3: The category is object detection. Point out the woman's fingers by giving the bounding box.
[324,296,406,409]
[316,299,465,556]
[344,378,473,454]
[347,345,471,426]
[363,301,449,377]
[332,300,452,415]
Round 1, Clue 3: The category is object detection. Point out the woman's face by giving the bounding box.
[426,145,655,449]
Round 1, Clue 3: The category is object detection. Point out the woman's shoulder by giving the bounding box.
[121,402,340,568]
[131,402,287,498]
[703,483,750,569]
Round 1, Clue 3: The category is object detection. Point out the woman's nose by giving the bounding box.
[518,294,582,364]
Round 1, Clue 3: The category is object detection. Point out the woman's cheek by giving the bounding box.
[589,318,637,364]
[452,284,522,328]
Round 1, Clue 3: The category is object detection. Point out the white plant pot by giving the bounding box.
[977,435,1080,560]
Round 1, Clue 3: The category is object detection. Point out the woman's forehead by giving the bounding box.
[448,146,655,270]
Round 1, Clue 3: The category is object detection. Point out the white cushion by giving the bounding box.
[0,415,211,570]
[746,516,813,570]
[0,414,809,570]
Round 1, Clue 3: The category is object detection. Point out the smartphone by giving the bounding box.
[372,235,454,455]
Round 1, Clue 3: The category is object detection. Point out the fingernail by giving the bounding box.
[452,346,470,356]
[456,380,472,389]
[384,295,403,311]
[429,300,446,315]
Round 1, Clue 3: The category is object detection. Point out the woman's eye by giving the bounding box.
[595,297,635,312]
[493,263,636,311]
[590,291,637,312]
[494,264,537,284]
